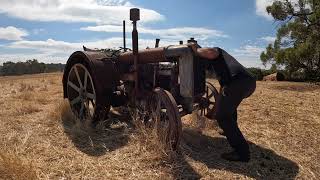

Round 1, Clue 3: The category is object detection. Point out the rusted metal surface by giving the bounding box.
[165,45,191,58]
[119,47,166,64]
[118,45,191,64]
[63,51,120,99]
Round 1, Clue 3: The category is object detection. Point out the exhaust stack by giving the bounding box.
[130,8,140,94]
[123,20,126,51]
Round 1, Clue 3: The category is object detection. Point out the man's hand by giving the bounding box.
[187,42,199,55]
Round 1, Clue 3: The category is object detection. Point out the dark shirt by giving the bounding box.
[208,48,253,86]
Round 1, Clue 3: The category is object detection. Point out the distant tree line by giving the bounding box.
[247,67,279,81]
[0,59,65,76]
[246,67,307,82]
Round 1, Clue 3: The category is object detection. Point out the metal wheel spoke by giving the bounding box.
[71,96,81,105]
[74,66,83,88]
[206,86,209,98]
[84,71,88,90]
[68,81,80,92]
[208,92,215,99]
[87,93,95,100]
[79,102,85,118]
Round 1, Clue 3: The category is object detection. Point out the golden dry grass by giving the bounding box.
[0,151,37,180]
[0,73,319,179]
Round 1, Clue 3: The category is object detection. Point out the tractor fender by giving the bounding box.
[62,51,120,99]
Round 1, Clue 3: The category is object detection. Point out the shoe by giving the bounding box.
[221,151,250,162]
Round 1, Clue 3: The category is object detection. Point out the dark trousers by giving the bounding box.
[215,75,256,157]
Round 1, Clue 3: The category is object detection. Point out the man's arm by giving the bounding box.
[188,43,220,60]
[196,48,220,60]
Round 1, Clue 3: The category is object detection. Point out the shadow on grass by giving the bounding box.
[62,111,131,157]
[172,129,299,180]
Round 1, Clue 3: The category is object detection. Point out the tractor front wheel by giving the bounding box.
[151,88,182,150]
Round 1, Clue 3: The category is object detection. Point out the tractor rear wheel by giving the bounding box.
[66,63,109,126]
[197,81,219,119]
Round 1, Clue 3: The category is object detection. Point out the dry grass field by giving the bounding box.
[0,73,319,179]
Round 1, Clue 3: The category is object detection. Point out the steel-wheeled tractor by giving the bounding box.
[62,8,219,150]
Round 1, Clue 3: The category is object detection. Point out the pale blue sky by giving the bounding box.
[0,0,277,67]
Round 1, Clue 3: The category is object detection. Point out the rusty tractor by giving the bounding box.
[62,8,219,150]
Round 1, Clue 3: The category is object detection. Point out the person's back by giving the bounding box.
[208,47,254,87]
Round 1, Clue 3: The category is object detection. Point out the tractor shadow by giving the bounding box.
[172,129,299,180]
[62,110,131,157]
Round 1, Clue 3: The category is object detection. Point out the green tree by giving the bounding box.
[247,67,264,80]
[260,0,320,81]
[2,61,16,75]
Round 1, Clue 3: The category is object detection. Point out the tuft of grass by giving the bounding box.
[16,90,50,105]
[189,112,220,132]
[17,91,34,101]
[49,100,84,132]
[0,151,37,180]
[39,85,48,92]
[18,83,35,92]
[18,83,27,92]
[48,78,58,85]
[15,102,41,115]
[36,97,50,105]
[50,100,75,123]
[129,112,176,163]
[132,120,167,153]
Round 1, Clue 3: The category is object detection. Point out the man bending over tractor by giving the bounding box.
[189,44,256,162]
